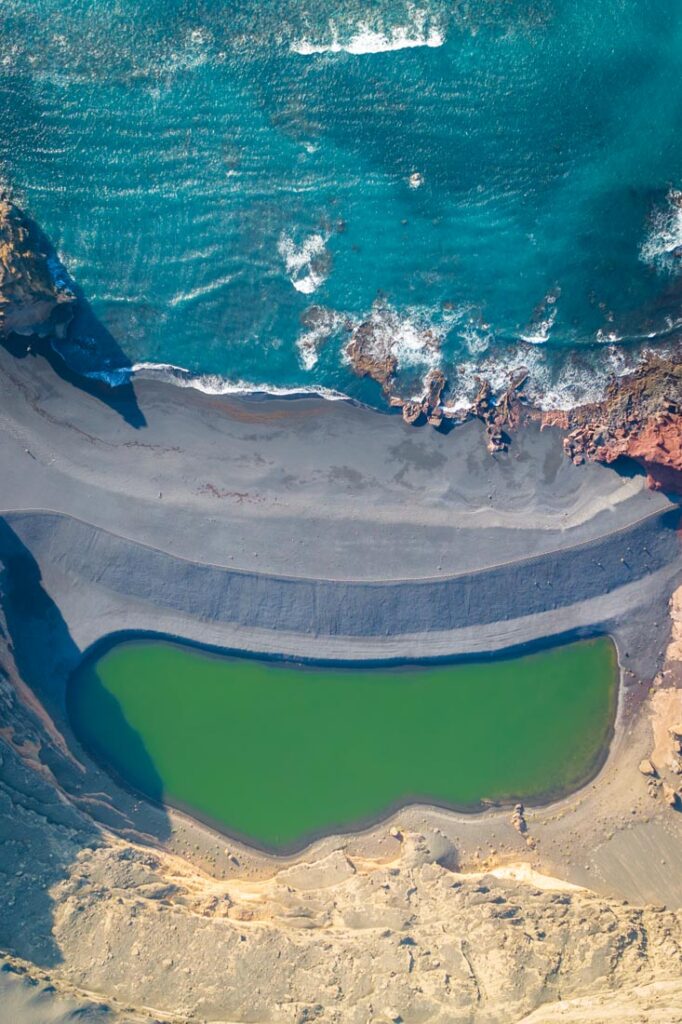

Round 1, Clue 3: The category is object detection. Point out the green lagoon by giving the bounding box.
[68,637,618,850]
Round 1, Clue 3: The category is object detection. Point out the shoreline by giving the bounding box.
[0,335,677,882]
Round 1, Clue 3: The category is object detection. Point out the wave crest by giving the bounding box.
[640,188,682,272]
[291,8,444,56]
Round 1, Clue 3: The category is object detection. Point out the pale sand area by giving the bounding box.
[1,344,682,1021]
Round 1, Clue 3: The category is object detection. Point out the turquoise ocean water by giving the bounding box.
[1,1,681,409]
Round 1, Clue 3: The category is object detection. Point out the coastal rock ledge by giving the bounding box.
[541,353,682,493]
[0,198,75,341]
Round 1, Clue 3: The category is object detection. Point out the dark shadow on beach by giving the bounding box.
[0,518,169,968]
[1,207,146,429]
[609,454,682,505]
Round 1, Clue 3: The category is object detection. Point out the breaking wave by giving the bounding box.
[129,361,350,400]
[640,188,682,272]
[278,231,331,295]
[291,8,444,56]
[295,307,347,370]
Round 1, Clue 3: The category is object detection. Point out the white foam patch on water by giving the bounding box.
[130,362,349,400]
[519,306,557,345]
[459,321,494,356]
[442,342,635,415]
[295,308,346,370]
[291,8,444,55]
[640,188,682,272]
[345,303,462,381]
[519,290,560,345]
[278,231,331,295]
[85,367,134,387]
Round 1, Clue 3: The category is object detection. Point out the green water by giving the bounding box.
[68,637,618,850]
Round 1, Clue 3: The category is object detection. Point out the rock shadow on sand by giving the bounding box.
[0,203,146,429]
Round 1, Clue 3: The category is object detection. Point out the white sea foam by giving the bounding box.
[291,9,444,56]
[640,188,682,272]
[168,274,237,307]
[130,361,349,400]
[278,231,331,295]
[85,342,645,416]
[295,308,346,370]
[442,341,636,415]
[344,302,460,383]
[459,321,494,356]
[518,313,556,346]
[519,291,559,345]
[85,367,134,387]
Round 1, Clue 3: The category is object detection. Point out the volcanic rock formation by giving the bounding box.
[542,352,682,493]
[0,198,75,341]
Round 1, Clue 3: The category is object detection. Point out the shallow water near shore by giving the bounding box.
[1,2,681,408]
[68,636,618,850]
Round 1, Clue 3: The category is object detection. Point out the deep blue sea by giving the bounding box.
[1,0,681,409]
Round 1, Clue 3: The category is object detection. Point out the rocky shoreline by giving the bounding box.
[0,198,75,342]
[2,198,680,495]
[345,302,682,490]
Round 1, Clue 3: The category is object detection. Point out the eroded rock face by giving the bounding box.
[543,352,682,492]
[0,198,75,341]
[471,371,527,453]
[346,317,399,393]
[345,306,442,402]
[390,368,448,427]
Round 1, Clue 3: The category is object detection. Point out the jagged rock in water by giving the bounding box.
[0,199,75,341]
[396,370,447,427]
[470,371,528,453]
[346,317,399,392]
[401,400,423,425]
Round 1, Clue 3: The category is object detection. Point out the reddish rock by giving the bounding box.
[401,401,423,425]
[471,372,528,453]
[542,353,682,493]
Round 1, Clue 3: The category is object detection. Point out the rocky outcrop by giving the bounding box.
[542,352,682,492]
[471,371,527,452]
[390,368,447,427]
[0,198,75,341]
[346,316,399,392]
